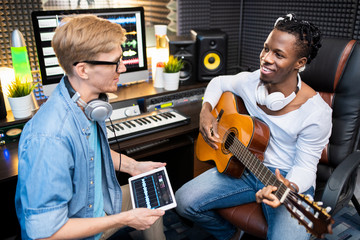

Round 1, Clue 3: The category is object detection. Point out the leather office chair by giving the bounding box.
[217,38,360,239]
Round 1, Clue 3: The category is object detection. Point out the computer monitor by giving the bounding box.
[31,7,148,97]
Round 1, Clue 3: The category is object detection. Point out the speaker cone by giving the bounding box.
[203,52,222,71]
[180,60,192,81]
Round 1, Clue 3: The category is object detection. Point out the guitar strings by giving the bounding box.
[215,123,331,237]
[216,123,289,198]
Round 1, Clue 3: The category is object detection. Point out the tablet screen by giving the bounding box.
[128,167,177,210]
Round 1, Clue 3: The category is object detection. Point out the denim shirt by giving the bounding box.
[15,76,122,239]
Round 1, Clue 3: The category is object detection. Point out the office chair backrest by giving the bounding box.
[301,38,360,168]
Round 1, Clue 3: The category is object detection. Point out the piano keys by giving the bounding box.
[106,109,190,143]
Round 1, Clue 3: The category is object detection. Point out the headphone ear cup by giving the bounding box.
[266,92,285,111]
[85,98,113,122]
[256,85,268,105]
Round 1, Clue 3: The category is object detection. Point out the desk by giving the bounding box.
[0,103,202,183]
[112,101,203,191]
[0,81,207,182]
[0,142,18,182]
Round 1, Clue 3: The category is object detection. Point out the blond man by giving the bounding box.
[15,15,166,240]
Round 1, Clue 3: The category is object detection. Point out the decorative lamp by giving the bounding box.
[9,29,37,117]
[11,29,33,84]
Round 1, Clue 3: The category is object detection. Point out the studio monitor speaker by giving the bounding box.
[191,29,227,81]
[169,35,196,85]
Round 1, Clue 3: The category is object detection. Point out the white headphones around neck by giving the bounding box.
[255,77,301,111]
[64,77,113,122]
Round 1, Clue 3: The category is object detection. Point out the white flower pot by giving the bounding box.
[163,72,180,91]
[154,67,164,88]
[8,94,33,119]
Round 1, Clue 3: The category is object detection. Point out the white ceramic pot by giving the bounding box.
[154,67,164,88]
[8,94,33,119]
[163,72,180,91]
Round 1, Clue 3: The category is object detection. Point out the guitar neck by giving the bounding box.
[228,140,289,201]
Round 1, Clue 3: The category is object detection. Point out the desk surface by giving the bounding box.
[0,81,205,182]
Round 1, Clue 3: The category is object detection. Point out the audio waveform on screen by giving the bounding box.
[142,178,151,208]
[133,176,160,209]
[126,31,137,35]
[124,58,139,65]
[107,16,136,25]
[122,40,137,48]
[123,49,137,57]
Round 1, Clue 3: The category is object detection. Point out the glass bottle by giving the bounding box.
[152,25,169,81]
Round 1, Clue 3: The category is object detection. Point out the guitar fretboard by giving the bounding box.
[227,134,289,201]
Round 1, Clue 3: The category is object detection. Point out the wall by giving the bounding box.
[177,0,242,74]
[0,0,170,69]
[0,0,42,69]
[176,0,360,74]
[240,0,360,71]
[2,0,360,77]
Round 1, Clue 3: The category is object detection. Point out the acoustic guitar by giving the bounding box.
[196,92,334,238]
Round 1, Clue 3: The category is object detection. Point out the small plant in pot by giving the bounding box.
[7,75,36,119]
[164,55,184,73]
[8,75,35,98]
[163,55,184,91]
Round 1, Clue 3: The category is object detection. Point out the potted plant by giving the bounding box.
[7,75,35,119]
[163,55,184,91]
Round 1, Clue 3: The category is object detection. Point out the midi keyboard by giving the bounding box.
[106,109,190,143]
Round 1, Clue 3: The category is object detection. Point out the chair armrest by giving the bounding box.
[321,150,360,213]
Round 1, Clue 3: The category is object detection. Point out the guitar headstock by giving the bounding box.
[284,192,334,238]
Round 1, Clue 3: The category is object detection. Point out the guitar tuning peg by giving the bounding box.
[325,206,332,213]
[306,194,314,202]
[307,222,313,229]
[317,201,323,206]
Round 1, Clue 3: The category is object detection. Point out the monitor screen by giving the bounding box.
[31,7,148,96]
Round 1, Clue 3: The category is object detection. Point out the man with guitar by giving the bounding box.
[175,14,332,240]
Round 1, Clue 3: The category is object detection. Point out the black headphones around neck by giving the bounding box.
[64,76,113,122]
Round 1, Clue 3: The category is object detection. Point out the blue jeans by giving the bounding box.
[175,167,313,240]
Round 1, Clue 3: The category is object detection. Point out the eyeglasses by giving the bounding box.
[73,56,123,73]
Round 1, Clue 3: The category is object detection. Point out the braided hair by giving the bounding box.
[274,13,322,64]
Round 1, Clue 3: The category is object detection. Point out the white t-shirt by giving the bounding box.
[203,70,332,193]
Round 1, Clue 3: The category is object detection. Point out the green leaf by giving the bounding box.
[7,75,35,98]
[163,55,184,73]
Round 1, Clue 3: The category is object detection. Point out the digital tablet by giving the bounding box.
[128,166,177,211]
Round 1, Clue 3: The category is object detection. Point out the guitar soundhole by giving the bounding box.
[222,128,238,154]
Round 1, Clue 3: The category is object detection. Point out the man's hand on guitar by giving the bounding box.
[256,185,281,208]
[274,168,299,193]
[255,169,299,208]
[199,102,220,149]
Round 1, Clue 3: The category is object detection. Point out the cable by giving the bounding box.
[109,118,122,173]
